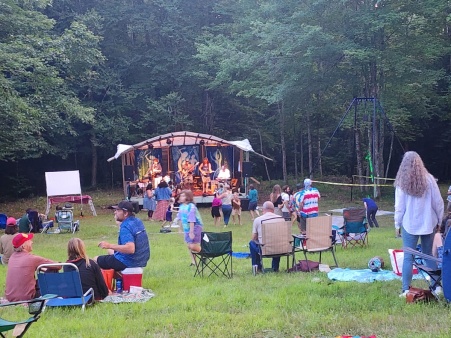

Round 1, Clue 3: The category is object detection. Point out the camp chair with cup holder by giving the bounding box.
[193,231,233,278]
[338,207,369,248]
[37,263,93,311]
[0,294,56,338]
[403,246,443,300]
[55,209,79,233]
[294,215,338,272]
[258,217,294,273]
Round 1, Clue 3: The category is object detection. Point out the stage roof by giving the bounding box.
[107,131,273,162]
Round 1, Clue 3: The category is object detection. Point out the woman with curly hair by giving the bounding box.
[394,151,444,297]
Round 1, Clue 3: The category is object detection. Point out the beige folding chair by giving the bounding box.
[300,215,338,271]
[259,218,294,272]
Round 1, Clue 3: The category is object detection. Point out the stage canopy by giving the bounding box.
[107,131,272,162]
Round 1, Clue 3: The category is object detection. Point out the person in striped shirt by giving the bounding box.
[294,178,321,233]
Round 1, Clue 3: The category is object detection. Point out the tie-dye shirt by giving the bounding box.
[294,188,321,218]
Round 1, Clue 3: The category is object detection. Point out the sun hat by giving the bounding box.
[6,217,16,226]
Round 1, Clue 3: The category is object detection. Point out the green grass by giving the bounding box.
[0,188,450,337]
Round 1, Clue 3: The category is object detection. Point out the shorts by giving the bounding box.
[282,212,291,221]
[211,206,221,218]
[184,225,202,244]
[97,255,127,271]
[232,208,241,216]
[248,201,258,211]
[165,212,172,222]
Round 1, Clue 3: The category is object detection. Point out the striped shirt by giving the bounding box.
[295,188,320,218]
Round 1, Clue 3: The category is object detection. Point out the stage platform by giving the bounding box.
[130,193,248,207]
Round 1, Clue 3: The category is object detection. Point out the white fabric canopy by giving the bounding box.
[107,131,272,161]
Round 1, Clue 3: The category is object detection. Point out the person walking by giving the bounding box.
[247,184,260,220]
[394,151,444,297]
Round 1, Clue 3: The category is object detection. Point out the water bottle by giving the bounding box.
[116,279,123,293]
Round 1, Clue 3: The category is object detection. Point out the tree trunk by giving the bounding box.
[258,130,271,181]
[293,113,298,182]
[385,131,394,182]
[278,101,287,183]
[355,128,364,192]
[91,134,98,187]
[307,112,313,178]
[317,138,322,178]
[300,128,304,179]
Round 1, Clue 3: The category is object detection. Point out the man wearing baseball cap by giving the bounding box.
[95,200,150,271]
[5,233,60,301]
[0,217,18,265]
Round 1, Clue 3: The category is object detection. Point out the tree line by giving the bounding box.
[1,0,450,197]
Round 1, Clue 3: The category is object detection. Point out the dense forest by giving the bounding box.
[1,0,450,197]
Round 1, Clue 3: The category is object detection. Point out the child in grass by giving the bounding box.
[161,198,175,228]
[178,190,203,266]
[231,192,242,225]
[211,193,222,227]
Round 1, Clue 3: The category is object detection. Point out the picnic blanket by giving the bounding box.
[232,252,250,259]
[327,268,421,283]
[101,289,155,304]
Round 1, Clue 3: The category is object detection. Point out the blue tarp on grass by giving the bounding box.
[328,268,422,283]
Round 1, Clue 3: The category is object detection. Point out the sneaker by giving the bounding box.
[399,290,409,298]
[434,286,443,295]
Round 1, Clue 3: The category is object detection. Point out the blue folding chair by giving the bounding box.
[37,263,93,311]
[0,214,7,230]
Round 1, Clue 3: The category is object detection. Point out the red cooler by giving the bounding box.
[122,268,143,291]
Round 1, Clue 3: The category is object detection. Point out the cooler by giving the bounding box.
[122,267,143,291]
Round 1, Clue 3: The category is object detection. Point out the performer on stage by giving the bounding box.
[146,158,162,188]
[217,164,231,184]
[199,157,213,194]
[180,160,196,190]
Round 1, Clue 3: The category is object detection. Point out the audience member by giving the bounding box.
[249,201,284,273]
[363,197,379,228]
[178,190,203,266]
[143,183,156,220]
[247,184,260,220]
[65,238,109,301]
[231,192,242,225]
[294,178,321,233]
[18,209,32,233]
[218,185,233,227]
[394,151,443,298]
[5,233,61,301]
[211,193,222,227]
[0,217,18,264]
[153,180,173,221]
[281,185,291,221]
[270,185,283,216]
[95,201,150,271]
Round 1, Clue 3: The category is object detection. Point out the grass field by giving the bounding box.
[0,185,450,338]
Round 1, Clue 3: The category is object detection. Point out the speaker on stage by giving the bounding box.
[124,165,134,181]
[242,162,252,178]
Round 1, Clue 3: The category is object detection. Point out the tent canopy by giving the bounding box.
[107,131,272,161]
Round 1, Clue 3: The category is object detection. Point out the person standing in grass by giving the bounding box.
[178,190,203,266]
[211,192,222,227]
[394,151,443,298]
[231,192,242,225]
[247,184,260,220]
[218,185,233,227]
[295,178,321,233]
[363,197,379,228]
[65,238,109,301]
[143,183,156,220]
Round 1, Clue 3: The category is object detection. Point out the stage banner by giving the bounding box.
[171,145,200,176]
[206,146,234,175]
[135,148,163,180]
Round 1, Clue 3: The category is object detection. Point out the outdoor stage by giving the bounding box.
[131,192,249,207]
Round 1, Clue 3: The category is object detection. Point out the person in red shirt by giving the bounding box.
[5,233,60,301]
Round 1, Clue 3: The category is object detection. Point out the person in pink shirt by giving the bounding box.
[211,193,222,227]
[5,233,61,301]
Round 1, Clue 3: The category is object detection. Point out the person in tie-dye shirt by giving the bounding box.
[294,178,321,233]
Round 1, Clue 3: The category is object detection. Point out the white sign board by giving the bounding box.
[45,170,82,196]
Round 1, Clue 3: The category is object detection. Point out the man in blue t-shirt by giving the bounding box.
[95,201,150,271]
[363,197,379,228]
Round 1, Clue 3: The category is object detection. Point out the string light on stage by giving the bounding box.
[216,143,222,149]
[147,143,154,150]
[166,139,172,145]
[199,140,205,146]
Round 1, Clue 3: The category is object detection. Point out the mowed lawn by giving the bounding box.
[0,187,450,338]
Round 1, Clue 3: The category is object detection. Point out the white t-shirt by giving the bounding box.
[281,192,290,212]
[217,169,231,180]
[252,212,283,243]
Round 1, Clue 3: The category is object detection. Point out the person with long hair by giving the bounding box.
[394,151,444,297]
[269,184,283,216]
[218,185,233,227]
[153,180,173,221]
[143,183,156,220]
[0,218,18,264]
[178,190,203,265]
[65,238,109,300]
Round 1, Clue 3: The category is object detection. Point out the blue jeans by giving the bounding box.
[401,226,435,292]
[222,205,232,225]
[249,240,281,272]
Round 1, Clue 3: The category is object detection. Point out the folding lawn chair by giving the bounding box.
[403,247,442,300]
[37,263,93,311]
[55,210,79,233]
[298,215,338,271]
[0,294,56,338]
[0,214,7,230]
[193,231,233,278]
[339,207,368,248]
[259,218,294,273]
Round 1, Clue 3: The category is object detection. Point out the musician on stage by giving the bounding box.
[217,164,231,184]
[199,157,213,194]
[146,158,162,188]
[181,160,195,190]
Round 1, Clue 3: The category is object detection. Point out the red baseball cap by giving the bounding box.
[12,233,34,248]
[6,217,16,226]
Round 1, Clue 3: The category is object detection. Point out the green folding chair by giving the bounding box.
[0,294,56,338]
